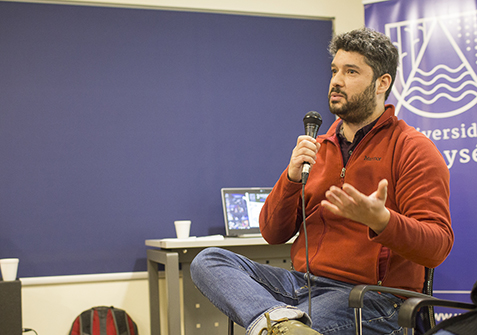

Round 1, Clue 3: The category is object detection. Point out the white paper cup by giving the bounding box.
[0,258,19,281]
[174,220,191,239]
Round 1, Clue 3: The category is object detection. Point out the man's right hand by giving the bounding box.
[287,135,320,182]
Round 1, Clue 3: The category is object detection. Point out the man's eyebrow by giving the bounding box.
[331,63,361,69]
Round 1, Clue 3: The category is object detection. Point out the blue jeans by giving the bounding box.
[190,247,404,335]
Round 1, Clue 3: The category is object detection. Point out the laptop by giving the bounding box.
[221,187,272,237]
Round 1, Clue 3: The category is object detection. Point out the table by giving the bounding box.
[146,235,295,335]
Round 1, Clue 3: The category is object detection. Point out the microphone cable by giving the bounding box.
[300,111,321,319]
[301,181,312,318]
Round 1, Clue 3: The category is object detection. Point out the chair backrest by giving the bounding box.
[414,267,436,334]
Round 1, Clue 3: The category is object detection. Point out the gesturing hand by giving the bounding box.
[321,179,390,234]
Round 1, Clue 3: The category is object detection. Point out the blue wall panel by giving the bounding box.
[0,2,333,277]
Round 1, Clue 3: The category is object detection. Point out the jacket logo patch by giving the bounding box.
[364,156,382,161]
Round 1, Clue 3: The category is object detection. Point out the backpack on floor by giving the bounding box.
[69,306,138,335]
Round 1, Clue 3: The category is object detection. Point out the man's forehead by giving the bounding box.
[331,50,368,67]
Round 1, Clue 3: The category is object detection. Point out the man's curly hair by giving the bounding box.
[328,27,399,100]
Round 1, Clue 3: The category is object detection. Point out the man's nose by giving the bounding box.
[330,71,344,87]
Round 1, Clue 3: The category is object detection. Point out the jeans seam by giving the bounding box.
[239,264,298,301]
[365,307,398,323]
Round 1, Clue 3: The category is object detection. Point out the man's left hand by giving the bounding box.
[321,179,390,234]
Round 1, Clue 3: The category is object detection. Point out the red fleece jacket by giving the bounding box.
[259,105,454,292]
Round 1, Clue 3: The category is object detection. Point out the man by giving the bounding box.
[191,28,454,335]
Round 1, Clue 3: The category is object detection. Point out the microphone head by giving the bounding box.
[303,111,323,127]
[303,111,322,138]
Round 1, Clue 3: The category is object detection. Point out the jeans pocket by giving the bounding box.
[362,291,403,321]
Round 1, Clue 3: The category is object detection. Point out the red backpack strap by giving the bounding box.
[68,316,81,335]
[84,306,112,335]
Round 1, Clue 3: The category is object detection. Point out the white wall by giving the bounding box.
[15,0,364,334]
[21,271,187,334]
[21,274,151,335]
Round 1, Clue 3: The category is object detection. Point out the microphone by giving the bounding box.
[302,111,322,185]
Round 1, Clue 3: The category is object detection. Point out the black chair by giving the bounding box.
[348,268,436,335]
[398,283,477,335]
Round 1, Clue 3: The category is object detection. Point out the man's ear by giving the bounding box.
[376,74,392,95]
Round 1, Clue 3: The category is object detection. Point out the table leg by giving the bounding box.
[147,250,161,335]
[147,249,182,335]
[164,252,181,335]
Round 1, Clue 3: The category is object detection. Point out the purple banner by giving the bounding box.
[365,0,477,316]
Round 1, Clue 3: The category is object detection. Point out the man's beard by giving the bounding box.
[328,81,377,125]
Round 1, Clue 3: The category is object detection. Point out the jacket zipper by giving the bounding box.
[337,117,390,180]
[340,167,346,178]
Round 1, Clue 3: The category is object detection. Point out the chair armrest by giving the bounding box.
[398,297,477,329]
[348,285,434,309]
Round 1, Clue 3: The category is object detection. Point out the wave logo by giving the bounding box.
[385,11,477,118]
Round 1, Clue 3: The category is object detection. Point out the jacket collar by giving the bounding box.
[323,104,396,141]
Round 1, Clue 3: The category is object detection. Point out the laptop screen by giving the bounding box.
[221,187,272,237]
